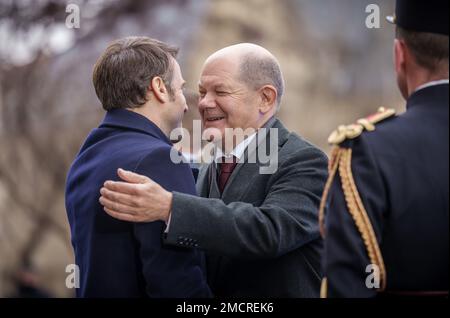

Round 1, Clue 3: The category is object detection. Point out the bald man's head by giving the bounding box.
[204,43,285,110]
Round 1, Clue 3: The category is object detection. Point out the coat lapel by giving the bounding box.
[221,118,290,202]
[196,118,291,202]
[195,165,210,197]
[196,163,221,199]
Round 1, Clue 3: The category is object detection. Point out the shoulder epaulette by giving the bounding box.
[328,107,396,145]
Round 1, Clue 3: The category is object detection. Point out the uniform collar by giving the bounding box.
[415,79,449,93]
[100,108,172,145]
[407,82,449,110]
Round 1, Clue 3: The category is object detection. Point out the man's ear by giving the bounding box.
[150,76,169,103]
[394,39,407,75]
[259,85,277,114]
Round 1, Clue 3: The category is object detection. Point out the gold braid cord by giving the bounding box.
[320,278,328,299]
[319,147,387,297]
[339,148,386,291]
[318,146,343,298]
[318,146,342,238]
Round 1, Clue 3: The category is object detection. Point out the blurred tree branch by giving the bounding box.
[0,0,68,30]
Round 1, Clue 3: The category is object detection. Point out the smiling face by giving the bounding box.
[198,57,262,141]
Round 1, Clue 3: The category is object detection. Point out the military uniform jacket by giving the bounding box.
[322,83,449,297]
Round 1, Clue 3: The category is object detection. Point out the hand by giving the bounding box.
[99,168,173,223]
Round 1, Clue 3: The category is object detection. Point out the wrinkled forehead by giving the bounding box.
[199,57,240,87]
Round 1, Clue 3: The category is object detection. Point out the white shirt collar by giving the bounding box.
[415,79,449,93]
[214,133,257,164]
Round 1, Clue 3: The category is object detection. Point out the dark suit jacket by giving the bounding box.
[65,109,211,298]
[164,118,329,297]
[324,84,449,297]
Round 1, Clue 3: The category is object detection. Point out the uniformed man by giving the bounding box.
[320,0,449,297]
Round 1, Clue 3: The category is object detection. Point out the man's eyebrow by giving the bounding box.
[198,83,230,90]
[214,85,229,90]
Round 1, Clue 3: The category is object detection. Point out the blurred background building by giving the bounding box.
[0,0,403,297]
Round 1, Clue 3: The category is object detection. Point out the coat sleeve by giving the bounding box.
[164,146,328,260]
[324,137,387,298]
[132,146,211,298]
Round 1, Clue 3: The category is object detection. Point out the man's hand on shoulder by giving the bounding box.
[99,168,173,223]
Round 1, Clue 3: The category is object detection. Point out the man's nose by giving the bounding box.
[198,93,217,110]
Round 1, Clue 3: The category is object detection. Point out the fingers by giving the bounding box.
[103,180,140,195]
[99,196,137,216]
[117,168,150,184]
[103,207,139,223]
[100,187,139,208]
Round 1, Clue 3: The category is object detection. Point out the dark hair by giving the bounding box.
[238,53,285,110]
[396,27,449,72]
[92,36,179,111]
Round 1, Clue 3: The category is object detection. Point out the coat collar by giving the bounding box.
[407,83,449,110]
[99,108,172,145]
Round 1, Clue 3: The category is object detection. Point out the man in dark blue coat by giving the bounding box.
[320,0,449,297]
[65,36,211,298]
